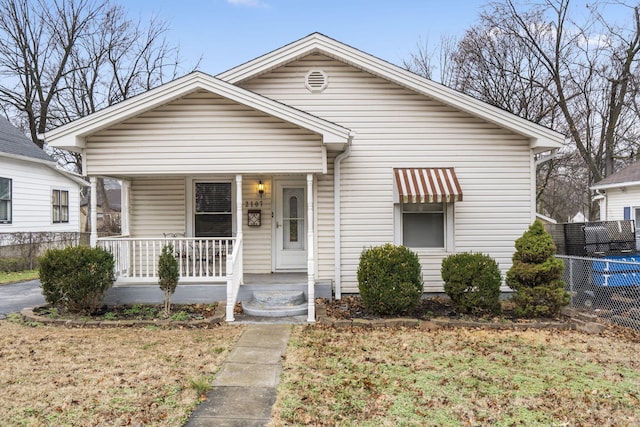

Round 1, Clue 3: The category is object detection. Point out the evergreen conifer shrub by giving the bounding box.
[357,243,423,315]
[441,252,502,314]
[506,220,569,317]
[39,246,115,314]
[158,244,179,315]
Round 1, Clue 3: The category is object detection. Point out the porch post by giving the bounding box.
[236,174,243,283]
[307,173,315,322]
[90,176,98,247]
[121,180,130,236]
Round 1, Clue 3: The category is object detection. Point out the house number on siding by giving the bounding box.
[245,200,263,208]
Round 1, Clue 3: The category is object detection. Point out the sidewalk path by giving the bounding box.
[186,324,292,426]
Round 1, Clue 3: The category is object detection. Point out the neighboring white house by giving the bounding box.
[591,160,640,224]
[0,117,85,234]
[43,33,564,321]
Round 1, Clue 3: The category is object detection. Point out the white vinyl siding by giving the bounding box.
[241,54,533,293]
[602,187,640,221]
[0,157,81,232]
[316,152,337,281]
[85,91,325,176]
[129,177,186,237]
[241,177,272,273]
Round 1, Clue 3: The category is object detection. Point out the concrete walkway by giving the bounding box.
[186,323,292,427]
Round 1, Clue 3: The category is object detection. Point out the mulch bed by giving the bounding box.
[323,295,568,324]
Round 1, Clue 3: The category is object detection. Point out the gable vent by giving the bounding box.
[305,69,328,92]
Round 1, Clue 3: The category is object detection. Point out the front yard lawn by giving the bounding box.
[272,326,640,426]
[0,269,39,285]
[0,319,244,426]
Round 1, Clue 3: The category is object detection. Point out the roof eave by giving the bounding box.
[0,151,57,167]
[591,180,640,191]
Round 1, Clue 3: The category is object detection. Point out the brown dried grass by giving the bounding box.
[272,326,640,426]
[0,320,244,426]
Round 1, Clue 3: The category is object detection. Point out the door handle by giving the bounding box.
[276,221,281,228]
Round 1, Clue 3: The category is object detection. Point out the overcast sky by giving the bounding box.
[127,0,488,75]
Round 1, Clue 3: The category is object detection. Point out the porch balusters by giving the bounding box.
[98,237,235,282]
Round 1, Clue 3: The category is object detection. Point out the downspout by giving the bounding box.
[333,132,356,300]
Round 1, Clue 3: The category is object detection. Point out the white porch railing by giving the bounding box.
[98,237,236,282]
[225,235,243,322]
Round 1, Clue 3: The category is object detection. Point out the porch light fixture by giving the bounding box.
[257,180,265,198]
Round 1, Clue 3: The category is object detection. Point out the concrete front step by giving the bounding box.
[242,291,308,317]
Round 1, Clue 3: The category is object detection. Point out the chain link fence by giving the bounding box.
[0,232,83,271]
[559,255,640,333]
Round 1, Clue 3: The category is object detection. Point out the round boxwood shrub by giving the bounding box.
[357,243,423,315]
[441,252,502,314]
[39,245,115,314]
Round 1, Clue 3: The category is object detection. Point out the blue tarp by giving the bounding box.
[592,255,640,287]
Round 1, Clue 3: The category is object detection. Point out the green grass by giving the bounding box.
[0,270,39,285]
[273,327,640,426]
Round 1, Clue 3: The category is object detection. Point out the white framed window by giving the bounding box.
[0,177,11,224]
[52,189,69,223]
[194,182,232,237]
[395,202,454,250]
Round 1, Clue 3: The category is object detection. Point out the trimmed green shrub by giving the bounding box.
[357,243,423,315]
[0,257,30,273]
[506,220,570,317]
[441,252,502,314]
[158,244,179,315]
[39,246,115,314]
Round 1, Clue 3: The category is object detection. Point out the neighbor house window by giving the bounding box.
[401,202,445,248]
[194,182,232,237]
[52,189,69,223]
[0,177,11,224]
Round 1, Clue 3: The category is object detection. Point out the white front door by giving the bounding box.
[274,179,307,270]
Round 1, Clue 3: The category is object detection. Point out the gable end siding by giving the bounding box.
[85,91,325,176]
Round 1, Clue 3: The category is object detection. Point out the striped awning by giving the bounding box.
[394,168,463,203]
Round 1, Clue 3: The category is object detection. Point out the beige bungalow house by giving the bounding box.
[43,33,564,322]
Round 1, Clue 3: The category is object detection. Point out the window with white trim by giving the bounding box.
[194,182,232,237]
[0,177,11,224]
[52,189,69,223]
[395,202,454,250]
[402,202,444,247]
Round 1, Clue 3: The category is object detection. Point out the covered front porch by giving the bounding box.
[92,174,321,322]
[42,73,355,323]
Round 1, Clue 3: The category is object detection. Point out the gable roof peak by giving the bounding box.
[217,33,564,153]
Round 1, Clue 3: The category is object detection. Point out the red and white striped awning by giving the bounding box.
[394,168,463,203]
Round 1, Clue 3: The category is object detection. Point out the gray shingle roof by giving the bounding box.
[0,117,54,163]
[592,161,640,188]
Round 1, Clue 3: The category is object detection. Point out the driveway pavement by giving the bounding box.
[0,280,45,319]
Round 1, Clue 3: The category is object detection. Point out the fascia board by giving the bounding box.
[591,180,640,191]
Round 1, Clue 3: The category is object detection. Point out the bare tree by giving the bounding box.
[405,0,640,220]
[0,0,189,157]
[404,35,459,86]
[0,0,195,219]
